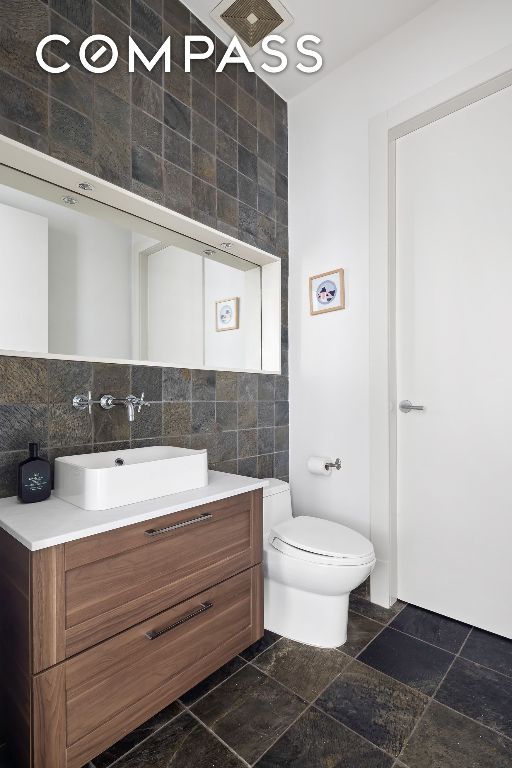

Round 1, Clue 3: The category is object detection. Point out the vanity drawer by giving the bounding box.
[63,566,262,768]
[64,491,262,655]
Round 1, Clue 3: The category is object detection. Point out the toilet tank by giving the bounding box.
[263,479,292,534]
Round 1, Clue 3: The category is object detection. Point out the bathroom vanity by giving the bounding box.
[0,472,266,768]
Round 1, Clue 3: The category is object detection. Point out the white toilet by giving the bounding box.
[263,479,376,648]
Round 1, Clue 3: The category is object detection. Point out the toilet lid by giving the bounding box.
[269,516,375,565]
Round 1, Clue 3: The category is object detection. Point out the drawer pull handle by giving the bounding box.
[145,601,213,640]
[145,512,213,537]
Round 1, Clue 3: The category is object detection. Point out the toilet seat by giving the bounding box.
[269,516,375,566]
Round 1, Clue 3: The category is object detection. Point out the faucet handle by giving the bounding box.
[136,392,150,412]
[73,391,94,415]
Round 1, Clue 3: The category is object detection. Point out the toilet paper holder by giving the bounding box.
[325,458,342,471]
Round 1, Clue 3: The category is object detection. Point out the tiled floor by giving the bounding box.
[1,592,511,768]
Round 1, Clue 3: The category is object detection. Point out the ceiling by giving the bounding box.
[185,0,439,100]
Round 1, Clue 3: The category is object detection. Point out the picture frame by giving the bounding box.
[216,297,240,331]
[309,268,345,315]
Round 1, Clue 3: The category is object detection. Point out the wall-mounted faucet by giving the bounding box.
[72,392,150,422]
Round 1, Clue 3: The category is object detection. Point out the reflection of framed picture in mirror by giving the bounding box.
[216,297,240,331]
[309,268,345,315]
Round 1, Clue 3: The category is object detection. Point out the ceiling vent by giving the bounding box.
[211,0,294,50]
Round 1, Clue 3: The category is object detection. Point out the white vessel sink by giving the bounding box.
[54,446,208,511]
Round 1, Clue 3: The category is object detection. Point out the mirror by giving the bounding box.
[0,173,263,371]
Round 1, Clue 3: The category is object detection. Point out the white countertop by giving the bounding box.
[0,471,268,551]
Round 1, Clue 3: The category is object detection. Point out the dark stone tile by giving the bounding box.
[275,119,287,149]
[238,144,257,179]
[163,160,192,215]
[274,425,288,452]
[217,430,237,462]
[238,116,257,152]
[435,657,512,738]
[215,371,237,401]
[180,657,246,706]
[277,196,288,226]
[359,627,454,696]
[50,61,92,117]
[162,367,191,401]
[276,145,288,177]
[191,370,215,401]
[164,127,191,170]
[238,67,256,97]
[238,372,258,401]
[258,374,274,401]
[132,106,163,155]
[192,80,215,122]
[162,402,191,435]
[258,213,276,252]
[317,660,427,756]
[275,401,289,426]
[238,88,257,125]
[192,664,305,764]
[216,70,237,107]
[93,405,130,445]
[217,160,238,197]
[192,402,216,433]
[257,78,274,112]
[163,0,190,35]
[238,174,257,208]
[132,144,163,190]
[0,405,48,451]
[274,450,289,479]
[49,403,92,446]
[238,456,257,477]
[216,99,237,138]
[192,177,216,224]
[258,157,275,192]
[216,129,237,169]
[51,0,92,32]
[164,63,190,107]
[0,357,48,404]
[349,594,406,625]
[216,402,237,432]
[113,710,244,767]
[49,10,87,69]
[401,700,512,768]
[192,112,215,154]
[274,375,288,401]
[132,365,162,402]
[257,399,274,428]
[255,638,351,701]
[240,629,281,661]
[239,202,258,246]
[192,144,216,185]
[276,170,288,200]
[390,605,471,654]
[258,186,276,219]
[93,362,130,398]
[94,440,130,453]
[97,0,129,24]
[239,429,257,458]
[132,71,163,120]
[163,92,190,138]
[50,98,92,170]
[131,0,162,47]
[238,401,257,429]
[256,707,393,768]
[131,179,164,205]
[191,58,215,93]
[275,93,287,126]
[342,611,384,657]
[131,402,162,440]
[94,2,129,61]
[0,0,48,90]
[214,459,237,474]
[131,33,163,85]
[0,71,47,135]
[0,116,48,153]
[258,427,274,455]
[217,192,238,235]
[460,628,512,678]
[0,450,26,498]
[92,701,182,768]
[257,453,273,479]
[94,86,131,187]
[191,431,218,464]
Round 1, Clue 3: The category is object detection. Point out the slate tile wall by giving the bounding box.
[0,0,289,494]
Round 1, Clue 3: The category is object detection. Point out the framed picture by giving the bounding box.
[216,297,240,331]
[309,268,345,315]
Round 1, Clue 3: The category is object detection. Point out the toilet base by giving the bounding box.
[264,577,349,648]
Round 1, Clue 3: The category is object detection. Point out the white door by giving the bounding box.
[396,85,512,638]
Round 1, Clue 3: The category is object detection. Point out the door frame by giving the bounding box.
[368,47,512,608]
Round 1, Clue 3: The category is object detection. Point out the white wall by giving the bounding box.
[289,0,512,535]
[0,201,48,354]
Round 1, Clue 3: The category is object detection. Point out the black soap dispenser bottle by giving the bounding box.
[18,443,51,503]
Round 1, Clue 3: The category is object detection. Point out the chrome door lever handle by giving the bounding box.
[399,400,425,414]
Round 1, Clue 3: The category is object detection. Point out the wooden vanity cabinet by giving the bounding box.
[0,489,264,768]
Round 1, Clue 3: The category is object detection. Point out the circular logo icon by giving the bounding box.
[220,305,233,324]
[316,279,337,305]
